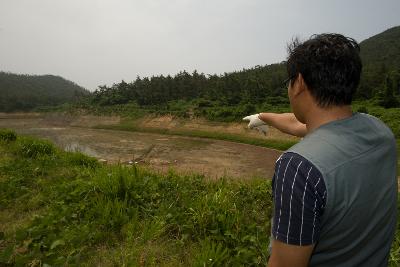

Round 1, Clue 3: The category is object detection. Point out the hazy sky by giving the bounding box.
[0,0,399,91]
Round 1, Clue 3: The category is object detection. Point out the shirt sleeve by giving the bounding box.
[271,152,327,246]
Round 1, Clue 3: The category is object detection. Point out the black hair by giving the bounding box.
[286,33,362,107]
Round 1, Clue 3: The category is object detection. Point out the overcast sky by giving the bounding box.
[0,0,399,91]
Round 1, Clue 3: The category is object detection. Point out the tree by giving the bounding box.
[381,75,399,108]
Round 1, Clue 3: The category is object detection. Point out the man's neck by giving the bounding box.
[305,105,353,133]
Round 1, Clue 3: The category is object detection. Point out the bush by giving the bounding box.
[237,103,256,117]
[357,106,369,114]
[0,129,17,142]
[67,152,100,168]
[16,137,56,158]
[197,99,215,108]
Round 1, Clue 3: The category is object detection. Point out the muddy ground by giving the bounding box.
[0,113,283,179]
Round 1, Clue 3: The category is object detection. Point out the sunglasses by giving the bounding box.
[282,75,297,88]
[282,77,292,88]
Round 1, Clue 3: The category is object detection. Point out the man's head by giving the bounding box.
[285,33,362,121]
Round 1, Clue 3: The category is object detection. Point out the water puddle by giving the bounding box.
[64,142,100,158]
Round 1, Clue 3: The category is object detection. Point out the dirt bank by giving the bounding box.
[135,115,299,141]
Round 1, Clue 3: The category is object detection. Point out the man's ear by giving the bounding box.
[291,73,307,97]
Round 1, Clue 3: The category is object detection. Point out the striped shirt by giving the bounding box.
[272,152,327,246]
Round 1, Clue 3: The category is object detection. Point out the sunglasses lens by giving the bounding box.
[282,78,291,88]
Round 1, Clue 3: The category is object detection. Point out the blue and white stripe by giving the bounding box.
[272,152,326,246]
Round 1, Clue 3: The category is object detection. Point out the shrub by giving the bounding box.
[357,106,369,114]
[67,152,99,168]
[16,137,56,158]
[237,103,256,117]
[0,129,17,142]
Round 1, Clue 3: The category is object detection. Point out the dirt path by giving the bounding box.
[0,113,282,179]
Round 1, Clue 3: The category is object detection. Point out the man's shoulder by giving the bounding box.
[286,112,396,173]
[357,112,395,138]
[278,151,308,162]
[276,152,324,179]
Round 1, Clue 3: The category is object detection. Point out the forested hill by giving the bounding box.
[85,25,400,116]
[0,72,89,112]
[2,26,399,113]
[360,26,400,70]
[358,26,400,99]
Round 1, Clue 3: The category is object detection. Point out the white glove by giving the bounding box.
[255,125,268,136]
[243,113,265,129]
[243,113,269,135]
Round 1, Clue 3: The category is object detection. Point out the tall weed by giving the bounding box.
[16,136,56,158]
[66,151,100,168]
[192,239,230,267]
[0,128,17,142]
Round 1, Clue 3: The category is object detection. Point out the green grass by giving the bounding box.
[0,131,274,266]
[353,102,400,170]
[353,100,400,138]
[0,129,17,142]
[0,131,398,266]
[93,122,297,151]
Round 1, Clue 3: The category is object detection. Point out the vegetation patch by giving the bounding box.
[0,132,275,266]
[0,132,398,266]
[0,129,17,143]
[66,151,100,169]
[15,137,56,158]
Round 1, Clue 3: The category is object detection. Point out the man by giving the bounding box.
[244,34,397,266]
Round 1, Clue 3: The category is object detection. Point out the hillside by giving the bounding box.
[82,26,400,116]
[1,26,399,113]
[0,72,89,112]
[360,26,400,70]
[358,26,400,98]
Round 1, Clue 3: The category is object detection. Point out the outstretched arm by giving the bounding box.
[259,113,307,137]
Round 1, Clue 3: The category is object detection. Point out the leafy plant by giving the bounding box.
[192,239,229,267]
[67,151,99,168]
[0,128,17,142]
[16,136,56,158]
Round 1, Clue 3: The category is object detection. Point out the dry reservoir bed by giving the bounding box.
[0,113,282,179]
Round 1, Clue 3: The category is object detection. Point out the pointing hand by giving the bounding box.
[255,125,268,135]
[243,114,269,135]
[243,113,266,129]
